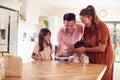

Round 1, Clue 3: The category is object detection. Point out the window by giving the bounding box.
[106,21,120,62]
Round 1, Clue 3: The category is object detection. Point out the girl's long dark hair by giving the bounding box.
[38,28,52,52]
[79,5,100,27]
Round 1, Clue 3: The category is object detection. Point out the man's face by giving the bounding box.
[64,20,76,34]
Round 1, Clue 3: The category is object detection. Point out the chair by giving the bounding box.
[54,45,59,61]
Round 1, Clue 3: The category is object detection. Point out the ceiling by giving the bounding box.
[37,0,120,8]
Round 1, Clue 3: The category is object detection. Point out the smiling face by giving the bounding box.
[43,32,51,43]
[80,16,92,27]
[64,20,76,34]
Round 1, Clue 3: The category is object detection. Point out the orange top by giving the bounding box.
[82,21,114,80]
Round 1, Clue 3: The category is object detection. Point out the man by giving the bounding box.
[56,13,84,59]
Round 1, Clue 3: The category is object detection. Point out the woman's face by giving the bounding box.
[43,32,51,43]
[80,16,92,27]
[64,20,76,34]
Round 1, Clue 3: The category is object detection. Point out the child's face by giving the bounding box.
[44,32,51,42]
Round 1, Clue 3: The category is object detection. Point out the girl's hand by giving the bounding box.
[37,56,43,61]
[35,54,43,61]
[32,53,43,61]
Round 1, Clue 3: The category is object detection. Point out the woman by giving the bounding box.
[31,28,53,61]
[78,5,114,80]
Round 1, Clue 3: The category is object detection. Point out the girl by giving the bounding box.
[31,28,53,61]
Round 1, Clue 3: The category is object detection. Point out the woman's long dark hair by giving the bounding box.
[38,28,52,52]
[79,5,100,27]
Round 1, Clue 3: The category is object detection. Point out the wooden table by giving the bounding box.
[5,61,106,80]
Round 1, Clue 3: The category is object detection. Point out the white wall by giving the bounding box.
[19,0,120,25]
[48,16,63,45]
[0,0,21,11]
[20,0,57,24]
[98,7,120,21]
[50,7,120,21]
[26,0,40,24]
[17,21,44,62]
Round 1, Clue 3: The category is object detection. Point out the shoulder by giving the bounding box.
[98,21,107,29]
[57,27,66,37]
[76,24,84,33]
[33,43,39,54]
[58,27,64,33]
[98,21,109,33]
[76,24,84,30]
[34,43,39,48]
[76,23,83,28]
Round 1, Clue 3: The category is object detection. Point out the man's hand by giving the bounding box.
[66,47,76,53]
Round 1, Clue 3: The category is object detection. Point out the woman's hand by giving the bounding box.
[76,47,86,53]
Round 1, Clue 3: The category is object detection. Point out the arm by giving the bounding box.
[56,43,63,56]
[76,42,106,53]
[50,47,53,60]
[31,52,43,61]
[56,29,63,56]
[86,43,106,52]
[31,52,38,60]
[79,24,84,37]
[32,43,44,61]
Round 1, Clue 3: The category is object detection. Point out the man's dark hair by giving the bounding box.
[63,13,76,21]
